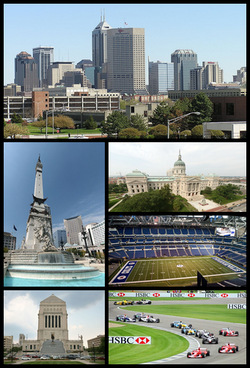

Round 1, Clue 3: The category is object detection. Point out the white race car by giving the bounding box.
[137,314,160,323]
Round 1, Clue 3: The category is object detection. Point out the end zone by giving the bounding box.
[110,261,137,284]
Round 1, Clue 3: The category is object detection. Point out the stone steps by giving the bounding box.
[40,340,65,355]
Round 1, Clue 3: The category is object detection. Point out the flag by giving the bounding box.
[124,22,128,25]
[13,225,17,231]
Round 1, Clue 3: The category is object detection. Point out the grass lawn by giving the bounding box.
[109,322,188,364]
[16,123,102,135]
[120,304,246,324]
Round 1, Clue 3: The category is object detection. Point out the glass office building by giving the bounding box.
[148,61,174,95]
[171,49,197,90]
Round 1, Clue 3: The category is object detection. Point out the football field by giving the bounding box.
[109,256,245,287]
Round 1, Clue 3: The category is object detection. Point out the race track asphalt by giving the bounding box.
[109,298,246,365]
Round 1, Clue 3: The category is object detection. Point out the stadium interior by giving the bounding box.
[108,215,246,287]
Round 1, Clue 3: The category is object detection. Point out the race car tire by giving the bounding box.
[201,353,205,358]
[170,323,174,327]
[206,350,210,356]
[156,319,160,323]
[187,352,191,358]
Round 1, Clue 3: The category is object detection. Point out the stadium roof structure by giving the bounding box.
[109,215,246,234]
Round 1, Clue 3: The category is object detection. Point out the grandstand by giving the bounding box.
[108,215,246,287]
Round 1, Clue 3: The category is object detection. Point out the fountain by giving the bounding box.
[4,155,103,285]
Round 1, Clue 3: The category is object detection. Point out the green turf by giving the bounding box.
[120,304,246,324]
[109,322,188,364]
[110,256,245,286]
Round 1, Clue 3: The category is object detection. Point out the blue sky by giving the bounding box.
[4,3,246,85]
[4,142,105,248]
[4,290,104,345]
[109,142,246,177]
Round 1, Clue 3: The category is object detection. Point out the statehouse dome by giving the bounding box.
[126,170,148,177]
[174,150,185,167]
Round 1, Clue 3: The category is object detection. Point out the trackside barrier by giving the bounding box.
[109,292,246,298]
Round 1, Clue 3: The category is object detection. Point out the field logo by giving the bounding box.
[111,261,137,284]
[152,293,160,297]
[188,293,195,298]
[109,336,151,344]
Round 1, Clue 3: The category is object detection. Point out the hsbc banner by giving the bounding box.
[109,336,151,345]
[227,304,246,309]
[109,292,246,299]
[110,261,137,283]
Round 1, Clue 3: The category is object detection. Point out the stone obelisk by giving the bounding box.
[24,155,53,251]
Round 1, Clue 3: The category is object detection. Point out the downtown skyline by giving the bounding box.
[4,4,246,85]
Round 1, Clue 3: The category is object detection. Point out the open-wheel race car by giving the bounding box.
[114,300,134,305]
[187,348,210,358]
[116,314,136,322]
[170,321,192,329]
[202,332,219,344]
[218,343,239,353]
[135,313,160,323]
[219,328,239,337]
[134,299,152,305]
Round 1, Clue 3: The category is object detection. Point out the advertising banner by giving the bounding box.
[109,336,151,344]
[109,291,246,298]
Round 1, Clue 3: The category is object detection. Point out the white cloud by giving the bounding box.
[4,294,38,337]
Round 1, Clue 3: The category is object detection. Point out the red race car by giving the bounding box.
[187,348,210,358]
[219,328,239,337]
[218,343,239,353]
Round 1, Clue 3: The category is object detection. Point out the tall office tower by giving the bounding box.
[107,28,147,94]
[190,66,204,90]
[63,215,83,245]
[14,51,39,92]
[202,61,223,86]
[33,46,54,87]
[92,14,112,88]
[171,49,197,90]
[92,14,112,67]
[148,59,174,95]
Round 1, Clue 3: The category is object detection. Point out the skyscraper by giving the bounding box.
[92,14,112,68]
[33,46,54,87]
[63,215,83,245]
[14,51,39,92]
[148,59,174,95]
[92,14,112,88]
[171,49,197,90]
[107,27,147,94]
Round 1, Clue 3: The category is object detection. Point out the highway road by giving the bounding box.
[109,298,246,365]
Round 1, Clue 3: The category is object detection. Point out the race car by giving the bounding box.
[218,343,239,353]
[114,300,134,306]
[170,321,192,329]
[202,333,218,344]
[187,348,210,358]
[116,314,136,322]
[196,329,208,338]
[137,314,160,323]
[181,326,197,335]
[134,299,152,305]
[219,328,239,337]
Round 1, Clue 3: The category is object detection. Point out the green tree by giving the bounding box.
[31,119,47,133]
[101,111,130,137]
[149,101,171,126]
[119,127,140,139]
[11,112,23,124]
[85,115,97,129]
[148,124,170,138]
[4,123,29,139]
[191,124,203,138]
[189,92,213,129]
[130,113,147,131]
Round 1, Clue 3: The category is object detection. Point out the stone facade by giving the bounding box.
[125,151,219,201]
[20,294,83,353]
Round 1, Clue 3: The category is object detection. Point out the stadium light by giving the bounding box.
[167,112,201,139]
